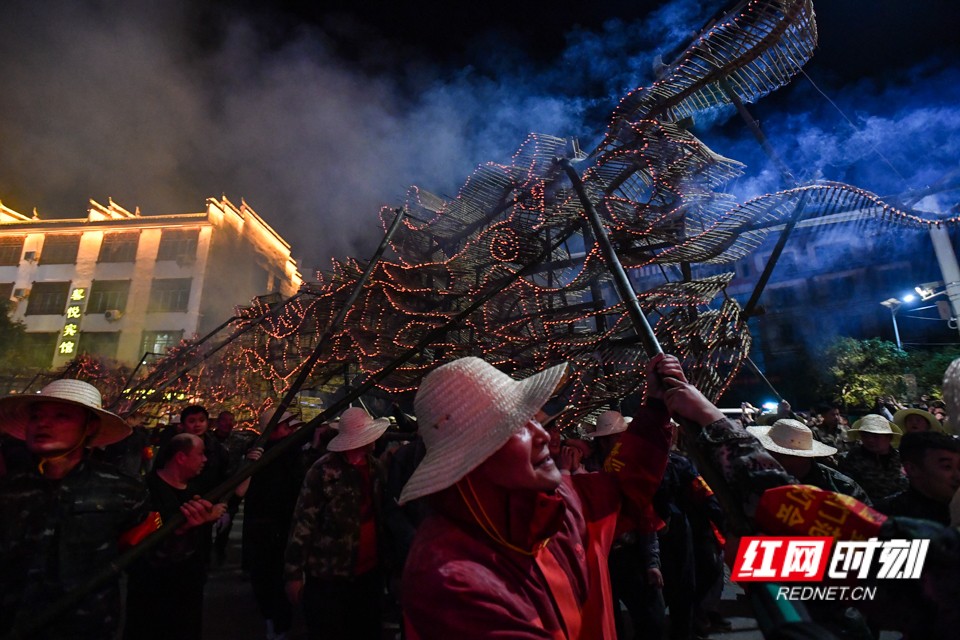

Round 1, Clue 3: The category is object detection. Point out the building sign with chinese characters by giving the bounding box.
[56,287,87,358]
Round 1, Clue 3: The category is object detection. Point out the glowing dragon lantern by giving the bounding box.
[126,0,936,423]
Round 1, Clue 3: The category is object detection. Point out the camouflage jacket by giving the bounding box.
[811,424,850,456]
[838,445,908,503]
[0,458,149,639]
[284,451,386,581]
[802,462,872,505]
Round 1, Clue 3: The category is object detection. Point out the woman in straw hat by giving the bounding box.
[838,414,908,503]
[0,379,152,638]
[283,406,390,640]
[398,353,725,639]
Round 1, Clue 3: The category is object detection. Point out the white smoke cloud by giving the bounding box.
[0,0,956,276]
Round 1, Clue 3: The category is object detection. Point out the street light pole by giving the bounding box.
[880,298,903,350]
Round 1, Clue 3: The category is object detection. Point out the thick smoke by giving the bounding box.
[0,0,728,270]
[0,0,956,276]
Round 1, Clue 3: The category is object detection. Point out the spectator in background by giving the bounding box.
[96,410,152,478]
[811,403,850,455]
[876,431,960,525]
[0,380,150,639]
[211,409,247,566]
[930,401,948,426]
[125,433,227,640]
[838,414,907,503]
[892,407,945,434]
[284,407,390,640]
[213,410,236,441]
[748,419,871,504]
[239,410,306,640]
[584,409,633,472]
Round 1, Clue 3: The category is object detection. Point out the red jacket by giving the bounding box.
[401,401,671,639]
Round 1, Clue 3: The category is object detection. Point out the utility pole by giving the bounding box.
[916,195,960,336]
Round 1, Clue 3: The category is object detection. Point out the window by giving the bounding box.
[0,282,13,301]
[25,281,70,315]
[156,229,199,262]
[98,232,139,263]
[80,332,120,359]
[142,330,183,355]
[148,278,192,312]
[87,280,131,313]
[39,235,81,264]
[0,237,25,266]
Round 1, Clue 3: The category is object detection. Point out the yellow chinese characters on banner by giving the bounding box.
[56,288,86,358]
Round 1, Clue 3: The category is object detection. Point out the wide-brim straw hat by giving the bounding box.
[585,410,632,439]
[0,379,130,447]
[747,418,837,458]
[892,408,945,434]
[848,414,902,447]
[399,357,567,505]
[326,406,390,452]
[257,409,303,432]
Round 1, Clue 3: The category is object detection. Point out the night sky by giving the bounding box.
[0,0,957,271]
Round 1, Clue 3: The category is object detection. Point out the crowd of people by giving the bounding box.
[1,355,959,640]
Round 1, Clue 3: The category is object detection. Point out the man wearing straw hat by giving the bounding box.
[0,379,152,638]
[838,414,908,503]
[747,418,871,504]
[398,354,719,639]
[284,406,390,640]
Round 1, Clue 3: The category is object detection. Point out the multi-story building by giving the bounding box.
[0,196,302,367]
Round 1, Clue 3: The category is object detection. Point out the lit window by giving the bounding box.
[147,278,192,312]
[98,232,139,263]
[88,280,131,313]
[25,281,70,315]
[0,237,25,266]
[156,229,199,262]
[39,236,81,264]
[141,330,183,354]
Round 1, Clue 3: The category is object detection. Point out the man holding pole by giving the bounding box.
[398,353,724,639]
[0,380,151,639]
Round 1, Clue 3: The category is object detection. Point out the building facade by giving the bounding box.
[0,196,302,367]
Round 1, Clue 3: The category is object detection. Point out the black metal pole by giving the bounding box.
[557,158,662,359]
[558,156,811,637]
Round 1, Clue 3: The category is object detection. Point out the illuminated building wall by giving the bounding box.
[0,196,302,367]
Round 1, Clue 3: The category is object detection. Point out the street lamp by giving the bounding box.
[915,280,946,301]
[880,295,914,349]
[880,298,902,349]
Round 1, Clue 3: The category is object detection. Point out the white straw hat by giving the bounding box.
[0,379,130,447]
[848,414,902,447]
[257,409,303,432]
[747,419,837,458]
[326,407,390,452]
[399,357,567,505]
[586,410,632,439]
